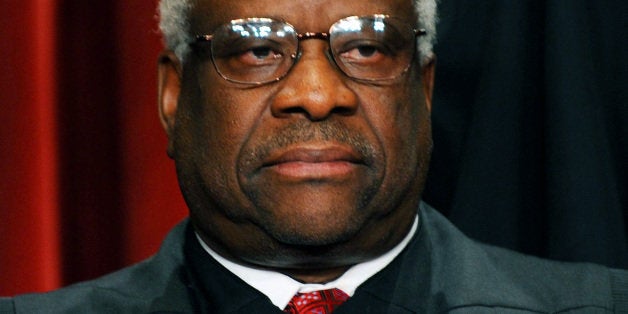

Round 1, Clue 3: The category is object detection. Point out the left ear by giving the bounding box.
[420,55,436,112]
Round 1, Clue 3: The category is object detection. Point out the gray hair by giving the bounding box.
[158,0,437,64]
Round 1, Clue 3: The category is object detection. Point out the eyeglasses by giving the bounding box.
[191,15,426,85]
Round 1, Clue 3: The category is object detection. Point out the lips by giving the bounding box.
[260,144,364,180]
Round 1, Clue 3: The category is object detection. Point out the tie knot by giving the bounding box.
[284,288,349,314]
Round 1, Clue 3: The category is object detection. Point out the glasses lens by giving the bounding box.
[330,16,415,81]
[211,18,298,84]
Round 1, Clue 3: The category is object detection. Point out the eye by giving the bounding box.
[235,45,284,66]
[212,37,288,68]
[239,47,283,63]
[351,46,379,58]
[337,41,390,65]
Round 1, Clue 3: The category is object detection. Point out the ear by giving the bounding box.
[158,50,182,157]
[420,55,436,113]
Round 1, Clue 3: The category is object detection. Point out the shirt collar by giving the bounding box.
[196,215,419,310]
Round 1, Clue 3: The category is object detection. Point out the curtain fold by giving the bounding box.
[425,0,627,267]
[1,0,62,294]
[1,0,187,296]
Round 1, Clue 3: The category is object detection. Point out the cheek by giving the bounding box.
[177,76,271,206]
[193,77,269,162]
[362,86,422,148]
[358,84,428,182]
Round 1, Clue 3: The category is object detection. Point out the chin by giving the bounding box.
[252,199,365,246]
[263,216,363,247]
[243,178,379,245]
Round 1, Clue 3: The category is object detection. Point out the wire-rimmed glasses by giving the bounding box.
[192,15,426,85]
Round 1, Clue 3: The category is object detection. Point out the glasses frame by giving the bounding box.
[192,15,427,86]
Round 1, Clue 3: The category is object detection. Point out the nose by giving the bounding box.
[270,41,358,121]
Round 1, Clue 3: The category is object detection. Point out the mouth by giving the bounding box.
[260,143,365,180]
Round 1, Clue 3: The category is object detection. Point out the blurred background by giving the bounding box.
[1,0,626,296]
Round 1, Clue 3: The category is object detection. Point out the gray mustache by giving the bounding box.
[243,120,379,167]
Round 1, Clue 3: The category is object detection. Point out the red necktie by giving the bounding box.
[284,289,349,314]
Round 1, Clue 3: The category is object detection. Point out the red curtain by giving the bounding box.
[1,1,187,295]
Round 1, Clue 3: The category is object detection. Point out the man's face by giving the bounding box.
[159,0,434,275]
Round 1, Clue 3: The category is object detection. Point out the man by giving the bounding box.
[2,0,627,313]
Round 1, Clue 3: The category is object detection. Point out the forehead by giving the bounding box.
[190,0,417,33]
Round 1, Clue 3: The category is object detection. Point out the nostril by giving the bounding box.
[331,106,356,116]
[272,102,357,121]
[281,106,309,116]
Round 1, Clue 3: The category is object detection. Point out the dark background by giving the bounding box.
[425,0,628,268]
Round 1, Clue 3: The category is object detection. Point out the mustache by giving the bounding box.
[241,120,380,167]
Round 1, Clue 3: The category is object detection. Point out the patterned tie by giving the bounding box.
[284,289,350,314]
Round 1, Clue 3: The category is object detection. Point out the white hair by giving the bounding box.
[158,0,193,60]
[158,0,437,64]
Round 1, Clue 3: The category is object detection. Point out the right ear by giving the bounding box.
[158,50,182,158]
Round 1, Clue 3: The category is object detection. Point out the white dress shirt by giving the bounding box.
[197,216,418,310]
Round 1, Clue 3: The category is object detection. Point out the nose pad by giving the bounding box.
[270,42,358,121]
